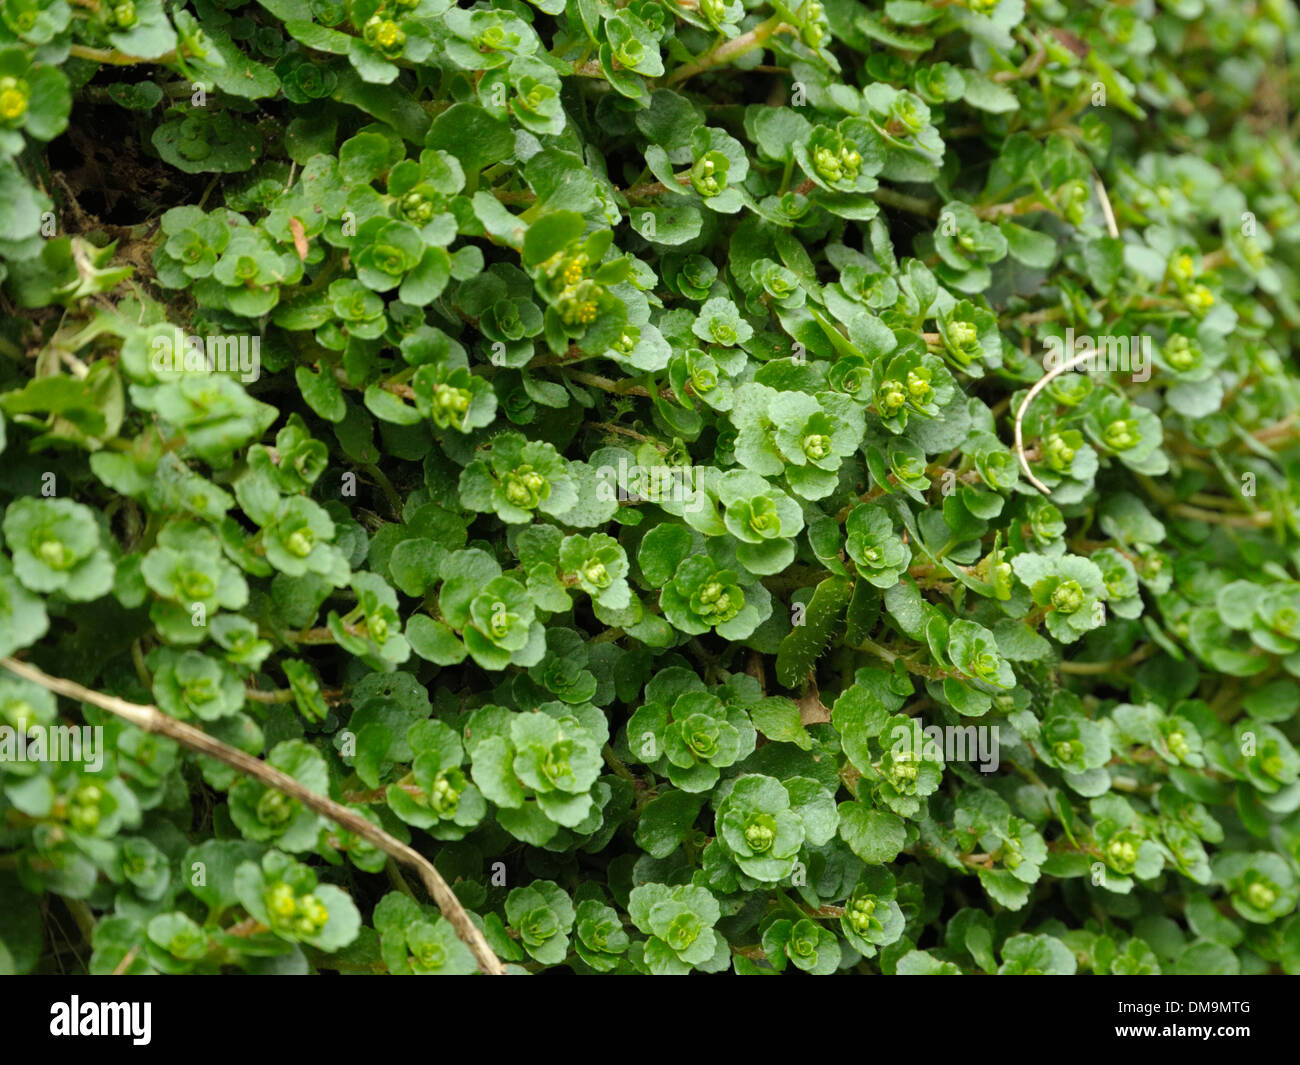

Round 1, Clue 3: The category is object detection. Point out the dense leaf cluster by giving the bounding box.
[2,0,1300,976]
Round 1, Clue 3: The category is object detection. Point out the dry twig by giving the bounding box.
[0,655,506,976]
[1013,347,1109,495]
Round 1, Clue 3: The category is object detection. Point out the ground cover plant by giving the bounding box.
[1,0,1300,976]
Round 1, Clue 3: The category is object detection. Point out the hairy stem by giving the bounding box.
[666,17,794,87]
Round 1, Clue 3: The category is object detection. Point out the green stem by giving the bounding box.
[1168,503,1273,527]
[564,368,672,399]
[777,156,795,196]
[69,44,179,65]
[1059,644,1156,675]
[291,627,339,645]
[64,897,97,942]
[602,745,636,783]
[131,640,152,689]
[297,255,339,297]
[386,859,419,900]
[361,462,405,518]
[855,637,949,680]
[874,186,939,218]
[244,687,298,704]
[666,16,792,87]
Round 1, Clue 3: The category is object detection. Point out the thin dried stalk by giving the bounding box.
[1092,171,1120,239]
[0,655,506,976]
[1013,348,1108,494]
[1013,173,1117,494]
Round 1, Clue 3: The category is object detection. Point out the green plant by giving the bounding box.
[1,0,1300,981]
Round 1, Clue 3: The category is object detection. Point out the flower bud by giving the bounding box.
[1163,334,1199,372]
[429,771,462,815]
[365,16,406,53]
[905,369,933,406]
[108,1,137,27]
[583,558,610,587]
[1166,730,1190,762]
[38,539,72,570]
[744,821,775,852]
[0,76,29,124]
[1102,418,1139,451]
[1246,880,1277,911]
[256,789,295,827]
[802,433,832,460]
[813,146,842,183]
[1044,432,1076,471]
[877,378,906,416]
[691,365,717,392]
[1050,579,1085,614]
[1184,284,1215,312]
[848,895,877,934]
[1168,252,1197,284]
[287,528,315,558]
[949,320,978,350]
[1106,835,1138,873]
[268,883,298,919]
